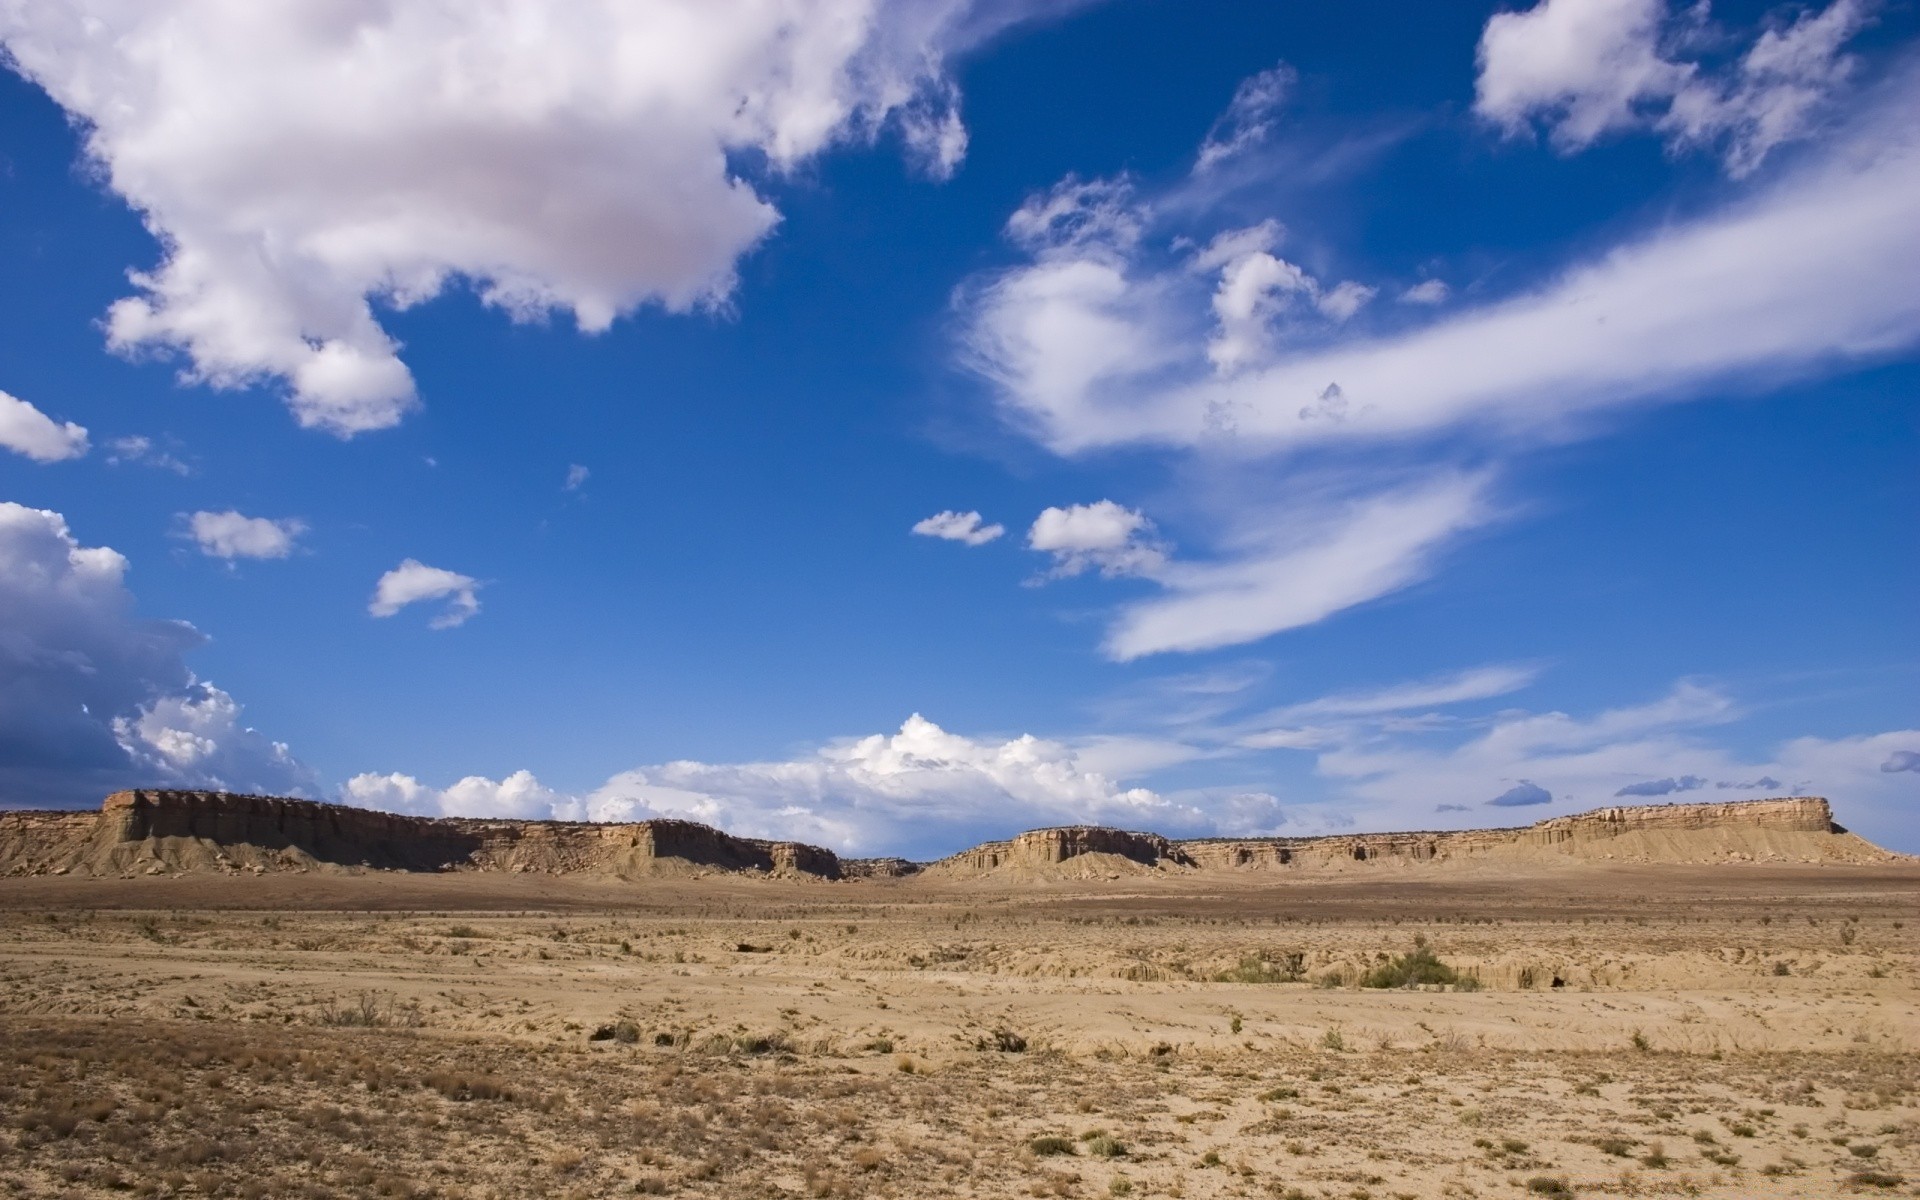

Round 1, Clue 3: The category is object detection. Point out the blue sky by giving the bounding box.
[1,0,1914,856]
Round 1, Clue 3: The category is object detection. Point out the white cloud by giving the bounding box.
[0,1,1019,435]
[912,509,1005,545]
[1474,0,1871,175]
[369,559,481,629]
[1101,472,1495,660]
[0,501,312,804]
[179,510,305,560]
[564,464,590,492]
[114,680,318,797]
[1194,62,1296,174]
[1292,663,1540,719]
[104,435,192,475]
[1193,223,1376,373]
[1398,279,1451,305]
[0,389,88,462]
[343,769,572,822]
[1028,500,1167,580]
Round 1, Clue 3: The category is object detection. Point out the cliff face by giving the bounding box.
[1179,797,1865,871]
[1,790,848,880]
[0,792,1888,881]
[931,826,1194,875]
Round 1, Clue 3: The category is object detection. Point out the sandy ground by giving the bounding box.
[1,863,1915,1198]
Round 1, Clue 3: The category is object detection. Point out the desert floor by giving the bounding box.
[1,863,1915,1199]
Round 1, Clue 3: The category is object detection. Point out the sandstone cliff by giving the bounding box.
[0,791,1894,881]
[0,790,849,880]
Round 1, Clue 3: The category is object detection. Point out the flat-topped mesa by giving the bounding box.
[4,790,848,879]
[930,826,1195,877]
[1177,796,1863,871]
[1523,796,1835,843]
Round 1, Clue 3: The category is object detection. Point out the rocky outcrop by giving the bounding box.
[928,826,1195,877]
[0,790,849,880]
[1179,797,1874,871]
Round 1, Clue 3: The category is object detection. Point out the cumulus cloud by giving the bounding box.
[1488,780,1553,807]
[912,509,1005,545]
[1717,775,1781,789]
[369,560,482,629]
[0,389,88,462]
[0,1,1024,434]
[1027,500,1167,580]
[1475,0,1872,175]
[178,511,305,560]
[1398,279,1451,305]
[0,501,313,805]
[1882,750,1920,773]
[1614,773,1706,797]
[343,769,573,822]
[114,681,318,797]
[564,464,590,492]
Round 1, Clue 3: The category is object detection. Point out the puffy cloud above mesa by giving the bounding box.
[0,390,88,463]
[368,560,482,629]
[0,502,315,806]
[1476,0,1872,175]
[343,714,1279,859]
[0,1,1040,435]
[335,677,1920,854]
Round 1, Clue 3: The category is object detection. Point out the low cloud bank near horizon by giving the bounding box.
[334,686,1920,859]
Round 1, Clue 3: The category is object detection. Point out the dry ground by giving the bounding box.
[1,863,1915,1199]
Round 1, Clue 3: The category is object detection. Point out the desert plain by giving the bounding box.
[0,795,1915,1200]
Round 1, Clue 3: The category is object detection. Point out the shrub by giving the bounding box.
[1847,1171,1904,1189]
[424,1071,512,1102]
[1359,942,1462,989]
[1030,1136,1076,1157]
[1525,1178,1573,1198]
[1213,954,1303,983]
[1081,1132,1125,1159]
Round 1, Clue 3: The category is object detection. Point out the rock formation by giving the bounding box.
[0,790,1895,880]
[0,789,852,880]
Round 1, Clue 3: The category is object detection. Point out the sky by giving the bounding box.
[0,0,1915,858]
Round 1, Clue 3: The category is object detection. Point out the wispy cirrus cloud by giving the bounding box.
[951,50,1920,660]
